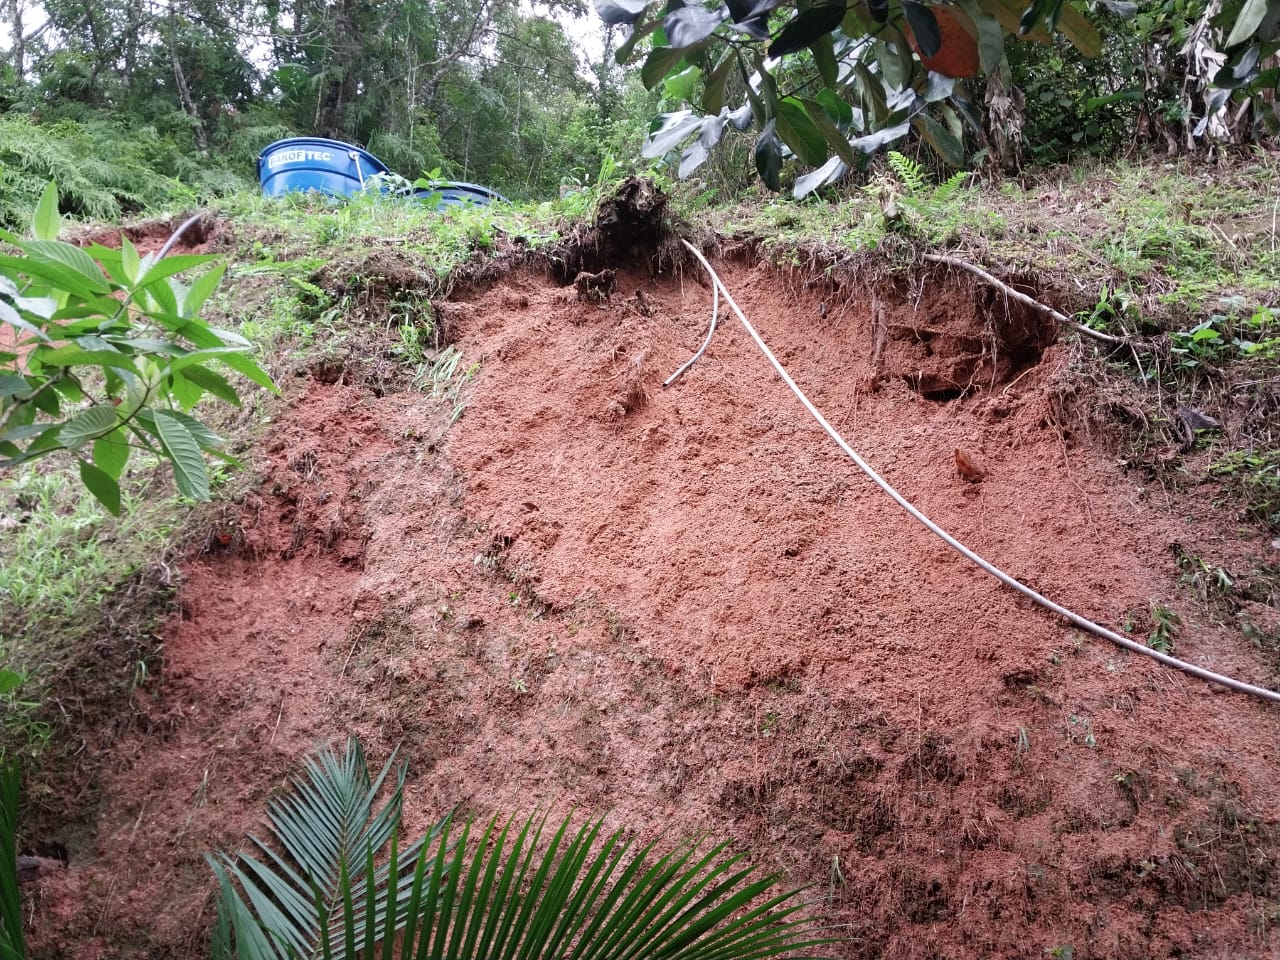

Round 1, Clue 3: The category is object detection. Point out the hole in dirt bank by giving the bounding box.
[74,213,229,255]
[877,269,1058,400]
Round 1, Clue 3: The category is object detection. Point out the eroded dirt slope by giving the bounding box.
[27,259,1280,960]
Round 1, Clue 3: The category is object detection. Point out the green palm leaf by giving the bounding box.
[212,739,838,960]
[1,764,25,960]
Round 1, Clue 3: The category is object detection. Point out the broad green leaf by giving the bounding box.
[794,155,848,198]
[754,120,783,191]
[769,3,846,57]
[33,386,60,416]
[775,97,829,165]
[32,181,61,241]
[60,405,118,450]
[978,0,1052,40]
[154,409,211,501]
[593,0,648,27]
[960,0,1006,71]
[1055,0,1102,57]
[170,371,204,411]
[208,326,252,348]
[855,62,890,122]
[161,409,223,450]
[84,244,128,284]
[0,300,51,343]
[0,254,103,299]
[140,276,181,317]
[79,459,122,515]
[0,669,22,695]
[850,119,912,153]
[843,3,875,35]
[1227,0,1270,47]
[816,88,854,126]
[810,33,839,89]
[121,236,140,284]
[913,112,966,167]
[803,100,858,164]
[702,53,736,114]
[109,337,185,354]
[20,240,112,292]
[678,140,712,177]
[52,377,85,403]
[664,5,726,47]
[93,429,132,480]
[182,263,227,318]
[1214,43,1262,87]
[923,70,956,102]
[0,422,49,446]
[162,346,252,376]
[218,353,279,394]
[642,111,704,157]
[663,64,702,102]
[0,374,29,398]
[641,46,690,89]
[134,253,219,288]
[32,346,141,375]
[177,364,241,406]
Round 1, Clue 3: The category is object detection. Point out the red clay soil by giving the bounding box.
[73,215,229,256]
[24,258,1280,960]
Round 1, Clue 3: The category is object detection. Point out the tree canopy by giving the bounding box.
[597,0,1280,195]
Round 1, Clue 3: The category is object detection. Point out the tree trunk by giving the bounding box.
[169,1,209,153]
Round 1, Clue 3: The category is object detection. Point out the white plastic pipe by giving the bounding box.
[677,239,1280,706]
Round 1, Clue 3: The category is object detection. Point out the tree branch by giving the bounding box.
[921,252,1129,346]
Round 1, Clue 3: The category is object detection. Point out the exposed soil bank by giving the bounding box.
[24,258,1280,960]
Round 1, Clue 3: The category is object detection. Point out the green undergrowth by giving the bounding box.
[705,153,1280,325]
[209,187,595,348]
[0,465,180,775]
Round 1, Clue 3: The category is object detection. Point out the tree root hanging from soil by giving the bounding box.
[921,252,1129,347]
[674,238,1280,706]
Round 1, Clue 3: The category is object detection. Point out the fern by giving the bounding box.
[886,150,927,195]
[931,170,973,203]
[0,116,249,228]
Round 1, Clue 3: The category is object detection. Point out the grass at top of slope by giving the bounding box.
[702,153,1280,329]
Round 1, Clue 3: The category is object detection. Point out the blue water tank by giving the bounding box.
[258,138,390,198]
[412,182,509,209]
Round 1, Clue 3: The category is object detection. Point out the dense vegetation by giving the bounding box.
[1,0,1278,221]
[0,0,656,219]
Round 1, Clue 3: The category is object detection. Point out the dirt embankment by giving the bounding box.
[20,208,1280,959]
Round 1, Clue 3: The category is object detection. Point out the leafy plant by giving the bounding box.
[1148,603,1181,653]
[0,182,276,512]
[604,0,1280,191]
[1210,448,1280,532]
[604,0,1106,193]
[211,738,834,960]
[0,763,23,960]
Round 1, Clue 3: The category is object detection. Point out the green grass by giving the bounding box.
[0,466,179,763]
[705,154,1280,329]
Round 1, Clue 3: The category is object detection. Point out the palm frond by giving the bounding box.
[212,739,839,960]
[0,763,26,960]
[209,739,445,960]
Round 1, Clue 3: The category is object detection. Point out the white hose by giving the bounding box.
[677,239,1280,706]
